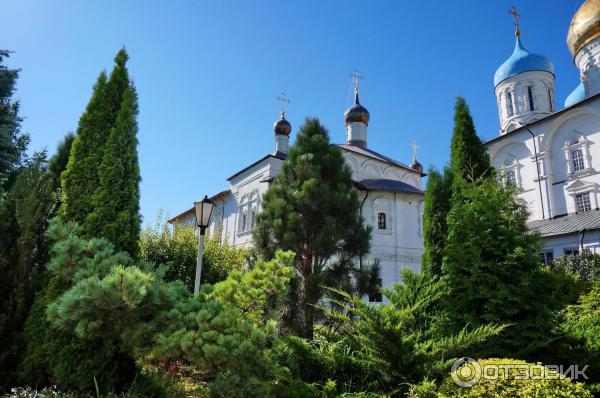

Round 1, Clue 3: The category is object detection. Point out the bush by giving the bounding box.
[553,249,600,284]
[437,358,592,397]
[140,211,246,288]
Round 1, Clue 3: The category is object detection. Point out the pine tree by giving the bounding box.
[253,117,375,338]
[449,97,493,184]
[60,48,132,232]
[86,84,140,256]
[421,166,452,277]
[48,132,75,186]
[0,50,29,189]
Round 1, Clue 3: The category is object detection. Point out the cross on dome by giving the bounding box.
[509,6,522,37]
[277,92,290,116]
[351,69,363,93]
[411,140,420,162]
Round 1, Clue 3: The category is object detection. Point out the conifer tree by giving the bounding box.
[421,166,452,277]
[253,117,375,339]
[86,84,140,256]
[449,97,493,184]
[60,71,109,224]
[441,179,544,355]
[0,50,29,188]
[61,48,132,234]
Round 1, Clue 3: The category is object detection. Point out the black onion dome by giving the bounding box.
[274,112,292,136]
[410,160,423,173]
[344,90,370,125]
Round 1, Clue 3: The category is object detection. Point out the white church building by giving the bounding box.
[170,88,426,300]
[486,1,600,264]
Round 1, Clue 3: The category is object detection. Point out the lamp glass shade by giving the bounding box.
[194,195,215,228]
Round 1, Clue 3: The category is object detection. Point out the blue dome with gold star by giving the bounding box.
[494,37,554,87]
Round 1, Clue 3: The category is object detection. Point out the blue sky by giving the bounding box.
[1,0,585,225]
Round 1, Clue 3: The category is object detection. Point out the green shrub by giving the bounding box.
[437,358,592,397]
[140,211,246,288]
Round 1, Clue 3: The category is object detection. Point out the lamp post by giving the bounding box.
[193,195,215,294]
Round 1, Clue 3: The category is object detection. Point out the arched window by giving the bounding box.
[377,212,387,230]
[527,86,535,111]
[501,157,521,188]
[506,92,514,116]
[547,88,554,112]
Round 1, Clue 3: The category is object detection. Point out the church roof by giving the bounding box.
[355,178,424,194]
[168,189,231,225]
[528,209,600,237]
[494,36,554,87]
[336,144,426,176]
[565,81,586,108]
[227,151,287,181]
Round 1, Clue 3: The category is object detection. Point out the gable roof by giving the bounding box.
[336,144,426,176]
[168,189,231,224]
[227,151,286,181]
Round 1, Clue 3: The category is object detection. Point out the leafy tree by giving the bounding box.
[86,81,140,256]
[422,167,452,277]
[449,97,493,184]
[139,212,247,288]
[0,50,29,188]
[253,117,376,339]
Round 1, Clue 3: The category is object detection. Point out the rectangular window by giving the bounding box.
[564,248,579,256]
[538,250,554,266]
[576,192,592,213]
[505,170,516,187]
[572,148,585,172]
[368,278,383,303]
[528,86,535,111]
[506,92,514,116]
[548,88,554,112]
[377,212,387,230]
[241,211,247,231]
[251,207,257,229]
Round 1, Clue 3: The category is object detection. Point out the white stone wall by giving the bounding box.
[487,97,600,254]
[575,36,600,98]
[495,71,556,135]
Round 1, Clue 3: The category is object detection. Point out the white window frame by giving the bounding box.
[539,250,554,266]
[564,134,592,176]
[500,157,521,189]
[575,192,592,213]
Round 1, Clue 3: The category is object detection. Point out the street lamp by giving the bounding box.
[193,195,215,294]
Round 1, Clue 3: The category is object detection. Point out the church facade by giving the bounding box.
[170,89,425,300]
[486,0,600,263]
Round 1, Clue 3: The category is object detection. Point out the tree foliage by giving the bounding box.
[0,50,29,188]
[253,117,376,338]
[60,48,140,256]
[422,167,452,277]
[449,97,493,184]
[140,212,247,288]
[274,270,502,397]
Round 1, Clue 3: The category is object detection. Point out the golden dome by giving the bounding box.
[567,0,600,57]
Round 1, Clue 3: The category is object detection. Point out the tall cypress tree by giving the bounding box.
[87,84,140,257]
[421,166,452,277]
[61,48,132,232]
[254,117,374,339]
[449,97,493,184]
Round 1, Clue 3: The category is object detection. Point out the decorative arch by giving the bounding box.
[361,161,381,178]
[540,107,600,152]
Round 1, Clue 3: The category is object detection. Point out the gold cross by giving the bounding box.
[351,69,363,92]
[509,6,522,37]
[277,92,290,115]
[411,140,419,162]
